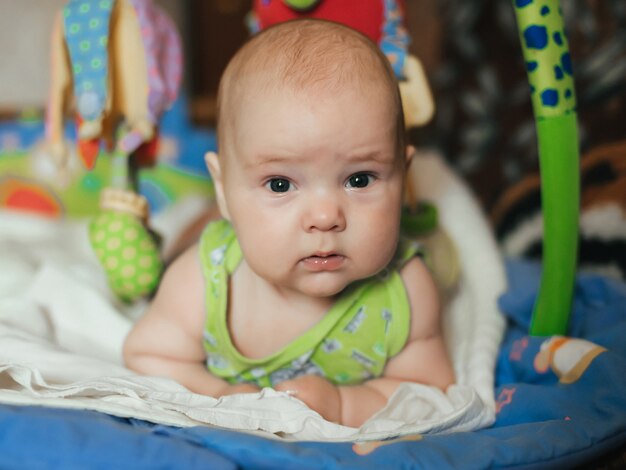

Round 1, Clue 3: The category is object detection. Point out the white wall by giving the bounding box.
[0,0,67,109]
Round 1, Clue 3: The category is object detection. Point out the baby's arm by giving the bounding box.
[123,245,259,396]
[275,257,454,427]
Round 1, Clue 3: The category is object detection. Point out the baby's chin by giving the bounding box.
[298,284,347,299]
[292,273,365,299]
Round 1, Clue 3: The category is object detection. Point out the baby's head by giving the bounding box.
[216,18,405,158]
[207,19,413,298]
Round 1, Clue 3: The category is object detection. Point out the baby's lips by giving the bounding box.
[301,254,345,271]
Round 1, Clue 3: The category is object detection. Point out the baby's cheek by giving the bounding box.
[355,212,399,255]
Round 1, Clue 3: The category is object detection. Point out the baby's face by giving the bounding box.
[217,85,406,298]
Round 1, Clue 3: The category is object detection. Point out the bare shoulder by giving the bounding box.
[399,256,441,341]
[381,256,454,389]
[162,242,204,289]
[123,243,209,370]
[133,243,205,339]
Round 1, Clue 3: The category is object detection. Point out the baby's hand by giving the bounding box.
[274,375,341,423]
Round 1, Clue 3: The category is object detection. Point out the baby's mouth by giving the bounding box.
[301,253,345,271]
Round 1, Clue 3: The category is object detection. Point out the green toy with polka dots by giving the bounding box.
[513,0,580,336]
[89,186,163,303]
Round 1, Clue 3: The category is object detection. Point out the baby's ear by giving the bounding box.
[205,152,230,220]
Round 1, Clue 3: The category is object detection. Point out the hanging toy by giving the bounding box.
[46,0,183,302]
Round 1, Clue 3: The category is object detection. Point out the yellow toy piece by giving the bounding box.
[399,54,435,128]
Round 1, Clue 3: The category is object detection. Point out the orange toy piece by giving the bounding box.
[75,116,100,170]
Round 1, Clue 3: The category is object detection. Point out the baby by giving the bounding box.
[123,19,454,427]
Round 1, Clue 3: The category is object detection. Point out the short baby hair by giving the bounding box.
[216,19,406,154]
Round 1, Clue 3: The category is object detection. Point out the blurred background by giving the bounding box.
[1,0,625,214]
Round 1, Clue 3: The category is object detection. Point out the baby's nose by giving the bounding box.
[304,194,346,232]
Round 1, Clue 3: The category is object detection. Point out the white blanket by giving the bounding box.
[0,153,506,441]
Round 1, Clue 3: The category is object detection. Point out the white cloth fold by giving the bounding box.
[0,153,506,441]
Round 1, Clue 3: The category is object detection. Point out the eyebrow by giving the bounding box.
[244,150,395,168]
[242,154,295,169]
[344,150,395,164]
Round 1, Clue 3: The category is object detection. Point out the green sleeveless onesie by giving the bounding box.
[200,220,422,388]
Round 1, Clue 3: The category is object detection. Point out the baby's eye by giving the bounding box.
[346,173,374,189]
[266,178,291,193]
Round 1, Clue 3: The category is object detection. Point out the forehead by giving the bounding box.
[239,74,395,116]
[227,83,397,160]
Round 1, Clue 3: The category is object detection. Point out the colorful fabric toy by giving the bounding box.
[47,0,182,170]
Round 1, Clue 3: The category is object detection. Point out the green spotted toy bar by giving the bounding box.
[513,0,580,335]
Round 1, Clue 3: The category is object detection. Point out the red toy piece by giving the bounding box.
[253,0,407,45]
[75,116,100,170]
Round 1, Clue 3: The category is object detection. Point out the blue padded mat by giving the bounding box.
[1,258,625,469]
